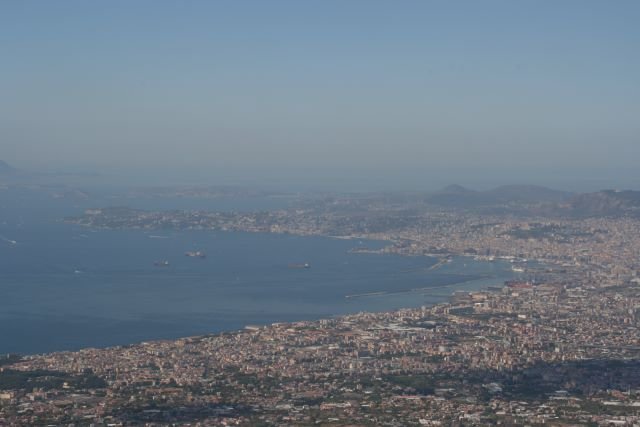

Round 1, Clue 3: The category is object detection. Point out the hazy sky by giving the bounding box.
[1,1,639,190]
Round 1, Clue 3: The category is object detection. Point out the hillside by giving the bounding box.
[426,184,572,208]
[565,190,640,217]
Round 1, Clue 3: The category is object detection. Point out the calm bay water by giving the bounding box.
[0,189,516,354]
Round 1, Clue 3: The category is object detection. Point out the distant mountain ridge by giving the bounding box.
[439,184,473,194]
[565,190,640,216]
[427,185,640,217]
[0,160,17,175]
[426,184,572,207]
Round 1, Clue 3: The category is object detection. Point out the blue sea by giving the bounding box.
[0,188,517,354]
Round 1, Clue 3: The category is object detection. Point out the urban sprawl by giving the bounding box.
[3,194,640,426]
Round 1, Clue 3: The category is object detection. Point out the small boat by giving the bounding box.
[185,251,206,258]
[154,260,170,267]
[288,262,311,269]
[0,236,17,245]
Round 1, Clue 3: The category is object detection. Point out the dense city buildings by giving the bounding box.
[4,193,640,425]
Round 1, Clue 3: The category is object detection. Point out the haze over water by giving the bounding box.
[0,193,516,355]
[2,1,640,191]
[4,0,633,356]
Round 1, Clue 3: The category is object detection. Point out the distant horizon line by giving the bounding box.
[2,158,639,194]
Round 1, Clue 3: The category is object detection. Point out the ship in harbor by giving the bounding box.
[288,262,310,269]
[185,251,206,259]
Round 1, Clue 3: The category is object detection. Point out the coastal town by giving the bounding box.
[3,193,640,425]
[3,0,639,424]
[2,280,640,426]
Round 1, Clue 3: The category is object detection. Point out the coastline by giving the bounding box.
[14,273,508,360]
[6,253,514,358]
[5,206,531,355]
